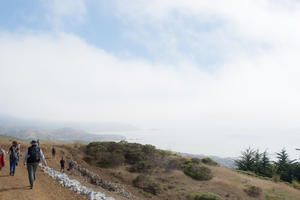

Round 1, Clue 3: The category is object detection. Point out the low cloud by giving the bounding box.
[2,0,300,157]
[1,31,300,157]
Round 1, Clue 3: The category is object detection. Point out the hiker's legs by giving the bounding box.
[27,163,35,187]
[9,157,13,174]
[9,157,16,175]
[32,163,38,181]
[16,154,19,165]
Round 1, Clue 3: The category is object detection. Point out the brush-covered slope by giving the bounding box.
[77,141,300,200]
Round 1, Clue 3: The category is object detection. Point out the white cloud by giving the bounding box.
[109,0,300,62]
[43,0,87,28]
[2,1,300,157]
[1,31,300,157]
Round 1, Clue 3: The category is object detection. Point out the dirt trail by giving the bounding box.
[0,158,87,200]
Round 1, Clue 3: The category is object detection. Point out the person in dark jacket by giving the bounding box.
[9,141,19,176]
[52,146,56,158]
[60,157,65,172]
[23,140,47,189]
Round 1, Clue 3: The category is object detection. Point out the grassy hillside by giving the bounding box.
[78,141,300,200]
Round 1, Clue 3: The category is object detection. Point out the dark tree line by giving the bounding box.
[235,147,300,183]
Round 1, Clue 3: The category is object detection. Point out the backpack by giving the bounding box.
[27,145,41,163]
[9,146,18,160]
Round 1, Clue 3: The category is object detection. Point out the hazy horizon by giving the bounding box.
[2,1,300,160]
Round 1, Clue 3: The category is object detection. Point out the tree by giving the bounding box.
[253,150,262,175]
[274,148,296,182]
[259,150,273,177]
[235,147,255,171]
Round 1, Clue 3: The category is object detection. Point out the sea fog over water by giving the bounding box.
[91,129,300,160]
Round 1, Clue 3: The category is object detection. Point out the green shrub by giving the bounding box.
[133,175,161,195]
[165,158,182,170]
[173,188,186,195]
[96,152,125,167]
[244,185,262,197]
[183,162,213,181]
[191,158,201,164]
[140,191,152,198]
[292,180,300,189]
[83,155,95,164]
[194,192,224,200]
[272,174,281,182]
[201,158,218,166]
[129,161,153,173]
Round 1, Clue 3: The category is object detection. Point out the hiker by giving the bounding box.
[67,160,75,173]
[9,141,19,176]
[0,145,5,170]
[52,146,56,158]
[60,157,65,172]
[23,140,47,189]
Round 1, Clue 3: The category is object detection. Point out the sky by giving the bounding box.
[1,0,300,158]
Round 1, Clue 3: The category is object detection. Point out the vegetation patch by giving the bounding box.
[84,141,163,169]
[292,180,300,189]
[201,158,218,166]
[132,174,161,195]
[191,192,224,200]
[83,141,215,181]
[244,185,262,197]
[128,161,153,173]
[173,188,185,196]
[183,161,213,181]
[140,191,152,198]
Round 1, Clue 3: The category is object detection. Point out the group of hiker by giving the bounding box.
[0,140,76,189]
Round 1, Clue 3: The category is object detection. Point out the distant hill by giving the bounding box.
[0,115,134,143]
[0,115,139,132]
[0,126,125,143]
[178,152,236,169]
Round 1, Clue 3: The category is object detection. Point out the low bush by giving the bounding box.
[244,185,262,197]
[95,152,125,167]
[140,191,152,198]
[133,175,161,195]
[193,192,224,200]
[201,158,218,166]
[165,158,183,170]
[272,174,281,182]
[191,158,201,164]
[128,161,153,173]
[292,180,300,189]
[183,162,213,181]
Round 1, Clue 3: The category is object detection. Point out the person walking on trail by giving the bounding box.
[0,145,5,170]
[9,141,19,176]
[67,160,75,174]
[60,157,65,172]
[23,140,47,189]
[52,146,56,158]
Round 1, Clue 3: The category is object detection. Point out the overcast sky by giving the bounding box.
[1,0,300,158]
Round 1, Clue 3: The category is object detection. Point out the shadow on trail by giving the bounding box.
[0,186,30,192]
[0,175,9,177]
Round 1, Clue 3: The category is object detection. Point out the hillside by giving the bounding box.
[0,126,125,143]
[178,152,236,169]
[1,136,300,200]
